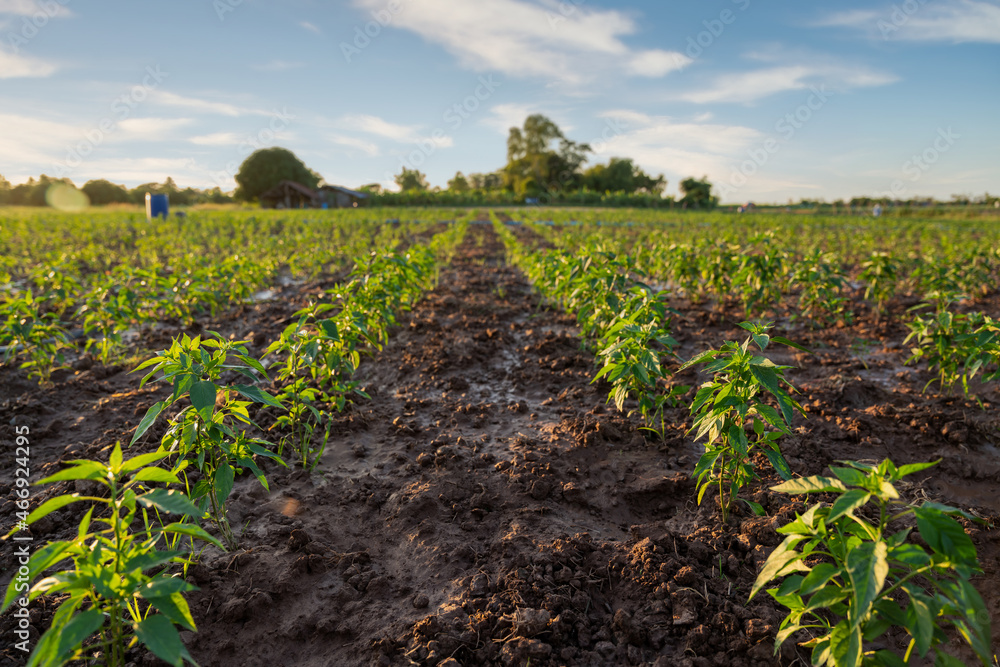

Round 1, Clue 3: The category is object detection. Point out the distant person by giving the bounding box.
[873,204,882,218]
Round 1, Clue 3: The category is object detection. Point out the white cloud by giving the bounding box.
[115,118,193,140]
[820,0,1000,43]
[300,21,321,34]
[626,50,691,77]
[0,49,57,78]
[336,113,453,147]
[482,103,539,134]
[592,110,764,192]
[681,62,896,104]
[149,91,270,117]
[189,132,243,146]
[328,134,380,156]
[0,0,71,16]
[352,0,690,84]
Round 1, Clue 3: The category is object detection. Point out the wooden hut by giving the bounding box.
[260,180,321,209]
[319,185,370,208]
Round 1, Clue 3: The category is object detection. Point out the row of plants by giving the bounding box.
[2,221,469,666]
[491,212,686,439]
[520,212,999,326]
[0,215,438,383]
[498,217,993,666]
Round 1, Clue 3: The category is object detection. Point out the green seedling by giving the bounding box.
[752,459,993,667]
[679,321,808,522]
[2,443,221,667]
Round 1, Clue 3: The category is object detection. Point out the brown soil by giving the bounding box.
[1,222,997,667]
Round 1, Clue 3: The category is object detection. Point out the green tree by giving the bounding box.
[234,147,321,202]
[582,158,665,195]
[468,172,503,190]
[82,179,131,205]
[447,171,470,193]
[358,183,383,194]
[394,167,429,192]
[0,174,10,205]
[503,114,591,198]
[679,176,717,209]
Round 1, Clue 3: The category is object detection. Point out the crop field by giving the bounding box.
[0,207,998,667]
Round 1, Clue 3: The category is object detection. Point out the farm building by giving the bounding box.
[260,181,370,209]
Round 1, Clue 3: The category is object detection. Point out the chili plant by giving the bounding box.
[131,333,285,549]
[859,252,900,322]
[679,321,807,521]
[593,285,686,439]
[752,459,992,667]
[1,290,68,384]
[2,443,220,667]
[905,307,1000,398]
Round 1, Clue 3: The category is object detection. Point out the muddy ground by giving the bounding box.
[0,222,997,666]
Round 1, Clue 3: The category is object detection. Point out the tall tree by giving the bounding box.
[82,179,131,205]
[582,158,665,194]
[503,114,591,197]
[447,172,470,193]
[234,147,321,202]
[394,167,429,192]
[679,177,717,209]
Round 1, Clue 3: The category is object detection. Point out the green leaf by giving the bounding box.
[829,466,868,487]
[829,619,863,667]
[762,447,793,481]
[131,400,165,445]
[148,592,198,632]
[130,467,181,485]
[156,523,226,549]
[897,460,939,478]
[750,534,809,600]
[906,592,934,657]
[109,441,123,473]
[828,489,871,523]
[215,461,235,509]
[845,540,888,630]
[233,384,283,408]
[799,563,839,596]
[120,451,170,473]
[51,609,105,665]
[134,614,194,667]
[913,507,977,567]
[772,476,846,494]
[35,461,108,485]
[26,494,97,526]
[189,380,216,422]
[743,499,766,516]
[138,489,204,518]
[771,336,812,353]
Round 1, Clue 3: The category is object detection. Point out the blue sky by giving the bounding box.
[0,0,997,203]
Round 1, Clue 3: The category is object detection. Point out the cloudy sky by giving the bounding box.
[0,0,997,203]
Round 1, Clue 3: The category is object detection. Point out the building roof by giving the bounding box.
[319,184,370,199]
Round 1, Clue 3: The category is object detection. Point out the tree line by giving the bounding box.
[0,174,232,207]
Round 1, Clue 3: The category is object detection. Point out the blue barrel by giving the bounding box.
[146,193,169,220]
